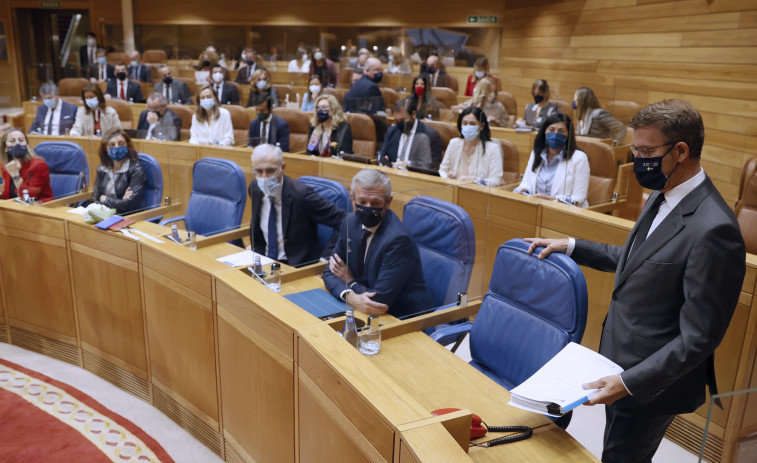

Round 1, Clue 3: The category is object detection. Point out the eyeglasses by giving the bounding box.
[630,141,677,158]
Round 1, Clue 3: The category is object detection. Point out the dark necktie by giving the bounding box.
[630,193,665,257]
[357,228,372,277]
[266,195,278,259]
[261,121,267,141]
[46,107,54,135]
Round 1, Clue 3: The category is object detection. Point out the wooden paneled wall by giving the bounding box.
[498,0,757,206]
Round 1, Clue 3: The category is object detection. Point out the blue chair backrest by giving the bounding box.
[402,196,475,307]
[184,158,247,236]
[137,153,163,210]
[296,176,352,251]
[33,141,89,198]
[469,239,588,390]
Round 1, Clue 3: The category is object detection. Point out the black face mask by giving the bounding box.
[316,109,330,123]
[8,144,28,159]
[202,60,211,68]
[354,204,384,228]
[633,145,678,190]
[116,72,127,81]
[533,94,544,104]
[163,76,173,85]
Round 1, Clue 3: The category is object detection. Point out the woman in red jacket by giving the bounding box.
[0,128,53,202]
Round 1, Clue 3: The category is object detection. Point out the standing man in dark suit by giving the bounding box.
[106,63,145,102]
[525,99,746,463]
[153,65,191,105]
[127,50,152,83]
[249,144,346,267]
[343,58,385,115]
[324,169,433,318]
[248,95,290,151]
[378,99,433,170]
[29,82,77,135]
[209,65,240,105]
[136,93,181,141]
[86,48,114,82]
[79,32,99,71]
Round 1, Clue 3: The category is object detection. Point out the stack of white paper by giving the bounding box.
[508,342,624,417]
[216,249,274,267]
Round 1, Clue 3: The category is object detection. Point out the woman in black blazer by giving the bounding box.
[306,94,353,156]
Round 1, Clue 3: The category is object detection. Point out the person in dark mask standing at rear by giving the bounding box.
[324,169,432,318]
[342,57,385,115]
[523,99,745,463]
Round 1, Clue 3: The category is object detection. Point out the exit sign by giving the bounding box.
[467,15,498,24]
[40,1,61,7]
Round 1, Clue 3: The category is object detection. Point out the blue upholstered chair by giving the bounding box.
[33,141,88,199]
[137,153,163,211]
[431,238,587,427]
[296,176,352,252]
[160,158,247,237]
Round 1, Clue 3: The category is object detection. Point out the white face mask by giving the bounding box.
[200,98,215,110]
[302,54,308,61]
[256,80,267,90]
[87,38,96,46]
[474,70,486,79]
[256,175,281,196]
[212,72,224,83]
[309,84,321,94]
[313,52,323,61]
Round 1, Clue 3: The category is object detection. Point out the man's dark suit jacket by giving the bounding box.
[80,45,99,69]
[29,100,78,135]
[86,63,115,81]
[323,210,433,319]
[136,108,182,141]
[106,79,144,103]
[213,81,240,106]
[235,63,265,84]
[248,114,290,152]
[343,75,385,115]
[152,80,192,105]
[379,120,442,169]
[571,175,745,415]
[127,63,152,83]
[249,176,346,267]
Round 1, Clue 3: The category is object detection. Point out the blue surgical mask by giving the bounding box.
[461,125,479,141]
[85,98,99,109]
[474,70,486,79]
[97,56,107,65]
[108,145,129,161]
[43,98,56,109]
[199,98,215,110]
[545,132,567,150]
[130,60,138,67]
[354,204,383,228]
[256,80,268,90]
[313,52,323,61]
[256,175,281,196]
[372,72,383,84]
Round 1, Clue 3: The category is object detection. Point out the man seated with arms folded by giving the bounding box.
[323,169,432,318]
[136,93,181,141]
[209,65,239,105]
[248,94,290,151]
[86,48,114,83]
[29,82,77,136]
[249,144,346,266]
[91,128,146,214]
[525,99,745,463]
[127,50,151,83]
[106,62,145,103]
[343,57,385,115]
[513,112,590,207]
[378,99,432,170]
[153,65,191,105]
[0,128,53,202]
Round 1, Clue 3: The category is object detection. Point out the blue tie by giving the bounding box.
[267,195,278,259]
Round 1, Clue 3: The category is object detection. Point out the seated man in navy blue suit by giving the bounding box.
[127,50,152,83]
[106,63,145,103]
[248,95,290,151]
[323,169,432,318]
[29,82,77,135]
[378,99,434,170]
[249,144,346,267]
[343,58,385,115]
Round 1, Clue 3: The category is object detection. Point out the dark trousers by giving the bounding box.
[602,396,675,463]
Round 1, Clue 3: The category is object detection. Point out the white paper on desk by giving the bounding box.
[216,249,274,267]
[508,342,623,417]
[66,206,88,215]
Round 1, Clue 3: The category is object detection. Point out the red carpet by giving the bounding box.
[0,358,174,463]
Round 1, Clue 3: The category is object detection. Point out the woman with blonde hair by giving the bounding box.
[0,128,53,202]
[70,83,122,136]
[386,47,412,75]
[572,86,627,145]
[464,56,498,97]
[306,94,353,156]
[452,77,509,127]
[246,69,279,107]
[189,85,234,145]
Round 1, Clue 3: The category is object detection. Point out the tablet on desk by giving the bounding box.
[284,288,346,319]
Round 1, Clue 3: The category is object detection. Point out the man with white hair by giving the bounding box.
[323,169,432,318]
[29,82,77,135]
[249,144,346,267]
[343,57,385,115]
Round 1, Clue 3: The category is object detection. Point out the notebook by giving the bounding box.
[284,288,347,319]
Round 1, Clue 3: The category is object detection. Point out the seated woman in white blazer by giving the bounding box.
[514,112,590,207]
[69,83,122,137]
[189,85,234,146]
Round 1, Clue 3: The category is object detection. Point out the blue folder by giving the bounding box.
[284,288,347,319]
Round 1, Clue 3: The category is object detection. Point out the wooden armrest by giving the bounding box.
[195,224,251,248]
[126,201,182,222]
[499,182,520,192]
[587,162,634,214]
[379,300,482,340]
[42,191,91,208]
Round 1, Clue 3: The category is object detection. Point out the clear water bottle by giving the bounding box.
[253,255,264,278]
[171,224,180,242]
[266,262,281,292]
[342,306,359,348]
[22,189,30,204]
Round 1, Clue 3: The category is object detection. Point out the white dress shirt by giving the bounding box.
[43,99,63,135]
[259,186,286,261]
[188,107,234,146]
[397,119,418,164]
